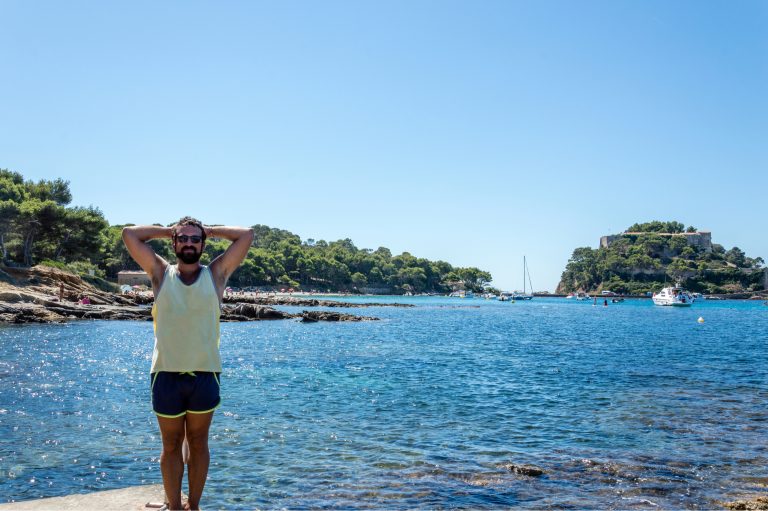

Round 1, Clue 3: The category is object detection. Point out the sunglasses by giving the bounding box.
[175,235,203,243]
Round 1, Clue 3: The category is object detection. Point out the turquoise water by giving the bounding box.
[1,297,766,509]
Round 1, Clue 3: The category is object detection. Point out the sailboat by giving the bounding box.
[512,256,534,301]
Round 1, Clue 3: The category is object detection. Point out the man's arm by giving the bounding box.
[122,225,171,288]
[207,226,254,288]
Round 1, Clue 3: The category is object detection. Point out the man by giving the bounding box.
[123,217,253,511]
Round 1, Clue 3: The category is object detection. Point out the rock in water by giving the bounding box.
[223,303,290,320]
[505,464,545,477]
[300,310,379,322]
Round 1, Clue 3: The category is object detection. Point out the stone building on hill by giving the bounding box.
[600,231,713,253]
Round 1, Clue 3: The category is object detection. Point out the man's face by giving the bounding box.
[174,225,204,264]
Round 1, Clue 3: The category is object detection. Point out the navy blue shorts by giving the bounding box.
[151,371,221,418]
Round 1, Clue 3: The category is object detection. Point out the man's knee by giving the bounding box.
[161,431,185,454]
[185,429,209,452]
[185,412,213,452]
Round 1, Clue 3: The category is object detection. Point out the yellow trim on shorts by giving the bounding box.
[187,402,220,415]
[155,410,187,419]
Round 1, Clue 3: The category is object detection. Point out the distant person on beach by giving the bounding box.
[122,217,253,511]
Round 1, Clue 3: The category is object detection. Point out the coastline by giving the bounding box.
[0,265,413,325]
[1,265,766,325]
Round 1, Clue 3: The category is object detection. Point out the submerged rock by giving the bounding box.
[505,464,545,477]
[300,310,379,322]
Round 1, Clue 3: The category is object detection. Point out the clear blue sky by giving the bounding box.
[2,1,766,291]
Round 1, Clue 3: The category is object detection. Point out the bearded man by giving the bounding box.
[122,217,253,511]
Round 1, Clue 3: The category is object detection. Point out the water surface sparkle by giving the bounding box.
[1,297,766,509]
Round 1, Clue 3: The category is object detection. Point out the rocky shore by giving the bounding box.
[0,266,389,324]
[723,496,768,510]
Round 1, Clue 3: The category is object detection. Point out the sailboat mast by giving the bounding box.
[523,256,526,294]
[526,258,533,294]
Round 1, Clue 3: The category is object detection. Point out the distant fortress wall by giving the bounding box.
[600,231,713,253]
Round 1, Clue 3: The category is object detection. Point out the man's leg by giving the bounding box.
[184,411,213,510]
[157,415,186,510]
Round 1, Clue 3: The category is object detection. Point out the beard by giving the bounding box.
[176,247,202,264]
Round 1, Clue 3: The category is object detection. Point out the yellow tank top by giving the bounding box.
[151,265,222,373]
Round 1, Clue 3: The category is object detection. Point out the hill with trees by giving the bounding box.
[557,221,765,295]
[1,169,491,294]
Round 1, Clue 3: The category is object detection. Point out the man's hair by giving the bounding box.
[172,216,206,242]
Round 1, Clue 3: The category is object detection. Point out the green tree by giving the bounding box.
[725,247,746,268]
[368,267,384,284]
[102,225,140,278]
[351,272,368,290]
[0,200,20,262]
[53,206,109,262]
[16,198,66,266]
[559,247,599,292]
[456,267,492,292]
[627,221,687,233]
[392,267,427,292]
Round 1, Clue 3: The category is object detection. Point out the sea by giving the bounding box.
[0,296,766,509]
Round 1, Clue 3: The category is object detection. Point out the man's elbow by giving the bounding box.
[238,228,254,245]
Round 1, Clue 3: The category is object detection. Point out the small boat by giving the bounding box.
[567,292,591,301]
[611,298,624,303]
[512,256,534,301]
[652,286,694,307]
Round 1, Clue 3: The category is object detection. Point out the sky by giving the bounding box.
[1,1,766,291]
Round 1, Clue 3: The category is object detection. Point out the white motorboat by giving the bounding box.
[567,292,591,301]
[652,286,694,307]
